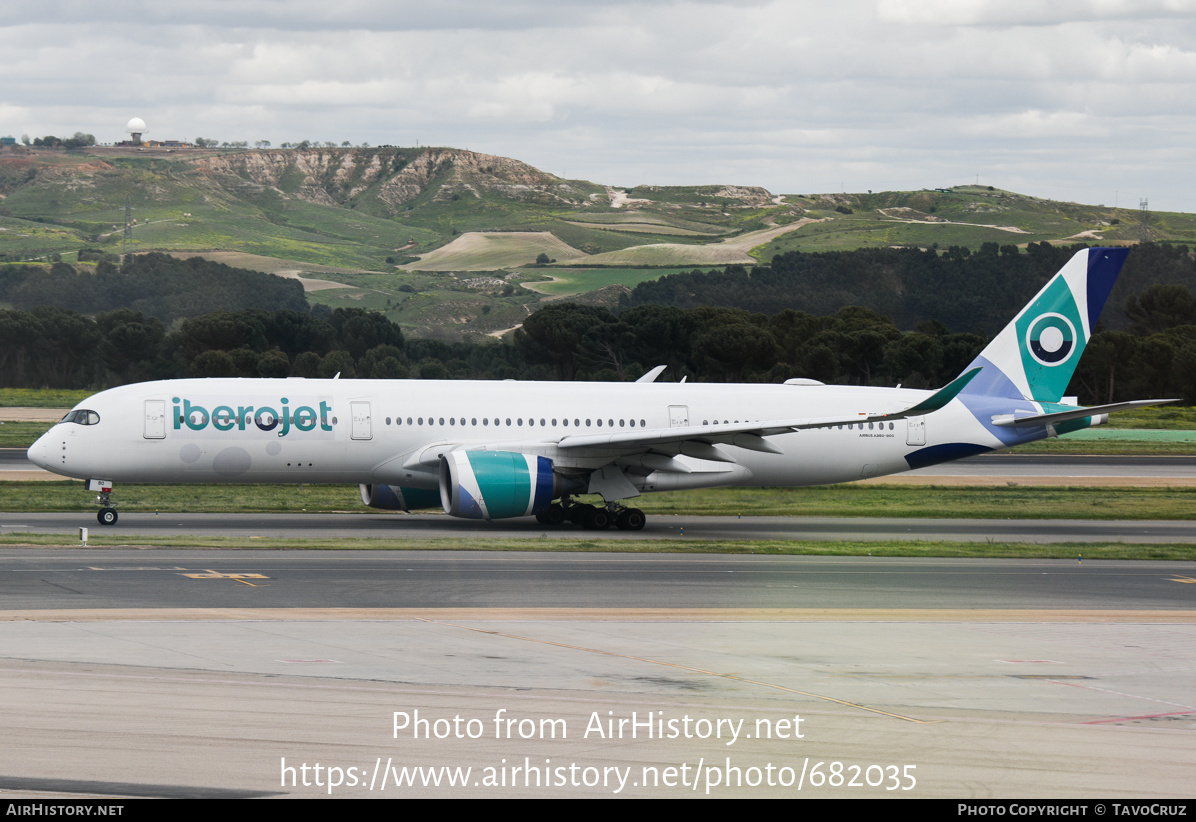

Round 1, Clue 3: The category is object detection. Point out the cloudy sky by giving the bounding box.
[3,0,1194,211]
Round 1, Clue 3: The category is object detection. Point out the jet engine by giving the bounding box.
[359,483,442,512]
[438,450,559,519]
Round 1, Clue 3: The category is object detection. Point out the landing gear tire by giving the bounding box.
[615,508,646,531]
[567,504,593,526]
[98,508,118,526]
[584,507,612,530]
[535,505,567,526]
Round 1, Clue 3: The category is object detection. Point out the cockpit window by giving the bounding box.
[61,409,100,425]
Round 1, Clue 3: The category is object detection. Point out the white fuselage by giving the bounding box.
[28,377,1021,495]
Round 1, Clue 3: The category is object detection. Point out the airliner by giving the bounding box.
[27,247,1170,529]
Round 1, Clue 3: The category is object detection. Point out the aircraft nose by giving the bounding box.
[27,431,53,470]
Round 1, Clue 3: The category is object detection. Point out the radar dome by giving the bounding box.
[126,117,147,133]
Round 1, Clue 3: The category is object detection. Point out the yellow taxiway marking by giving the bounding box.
[417,617,930,724]
[1169,576,1196,584]
[182,570,268,587]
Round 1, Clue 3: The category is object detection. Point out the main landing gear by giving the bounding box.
[535,498,646,531]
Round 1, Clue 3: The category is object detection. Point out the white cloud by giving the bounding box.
[1,0,1194,209]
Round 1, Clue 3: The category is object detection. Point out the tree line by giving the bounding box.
[1,245,1194,403]
[622,242,1196,336]
[11,133,97,148]
[0,253,308,322]
[2,295,1194,403]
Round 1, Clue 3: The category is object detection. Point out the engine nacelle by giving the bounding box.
[359,483,442,512]
[439,451,558,520]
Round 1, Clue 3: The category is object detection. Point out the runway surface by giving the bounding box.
[3,550,1195,611]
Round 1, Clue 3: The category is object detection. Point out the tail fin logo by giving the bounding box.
[1014,271,1086,400]
[1026,312,1076,366]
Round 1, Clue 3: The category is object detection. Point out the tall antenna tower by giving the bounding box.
[122,195,134,265]
[1139,198,1149,244]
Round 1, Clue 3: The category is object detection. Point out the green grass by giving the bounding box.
[0,422,53,447]
[0,532,1190,560]
[1103,405,1196,429]
[0,152,436,270]
[753,189,1196,260]
[2,481,1193,520]
[0,215,88,255]
[1016,437,1196,455]
[752,215,1048,258]
[0,388,93,408]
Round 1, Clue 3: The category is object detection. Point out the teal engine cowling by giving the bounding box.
[439,451,560,520]
[359,483,443,512]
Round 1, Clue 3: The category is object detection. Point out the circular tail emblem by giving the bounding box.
[1026,313,1076,366]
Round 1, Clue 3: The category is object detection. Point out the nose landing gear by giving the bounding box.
[87,479,118,525]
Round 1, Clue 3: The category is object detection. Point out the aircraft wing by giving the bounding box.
[395,370,982,471]
[555,368,983,458]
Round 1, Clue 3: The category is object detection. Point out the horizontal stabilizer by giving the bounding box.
[990,398,1179,427]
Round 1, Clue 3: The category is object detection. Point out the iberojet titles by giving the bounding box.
[173,397,334,436]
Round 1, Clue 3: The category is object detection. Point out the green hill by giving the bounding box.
[3,143,1194,340]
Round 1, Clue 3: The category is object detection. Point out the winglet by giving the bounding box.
[636,365,667,383]
[887,367,982,418]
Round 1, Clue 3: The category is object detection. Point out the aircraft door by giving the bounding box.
[669,405,689,427]
[906,415,926,446]
[144,400,166,439]
[351,401,372,440]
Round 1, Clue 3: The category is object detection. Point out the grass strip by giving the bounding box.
[0,422,54,447]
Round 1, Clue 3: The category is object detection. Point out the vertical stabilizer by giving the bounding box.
[960,247,1129,402]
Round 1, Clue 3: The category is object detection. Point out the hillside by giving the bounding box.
[3,142,1196,340]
